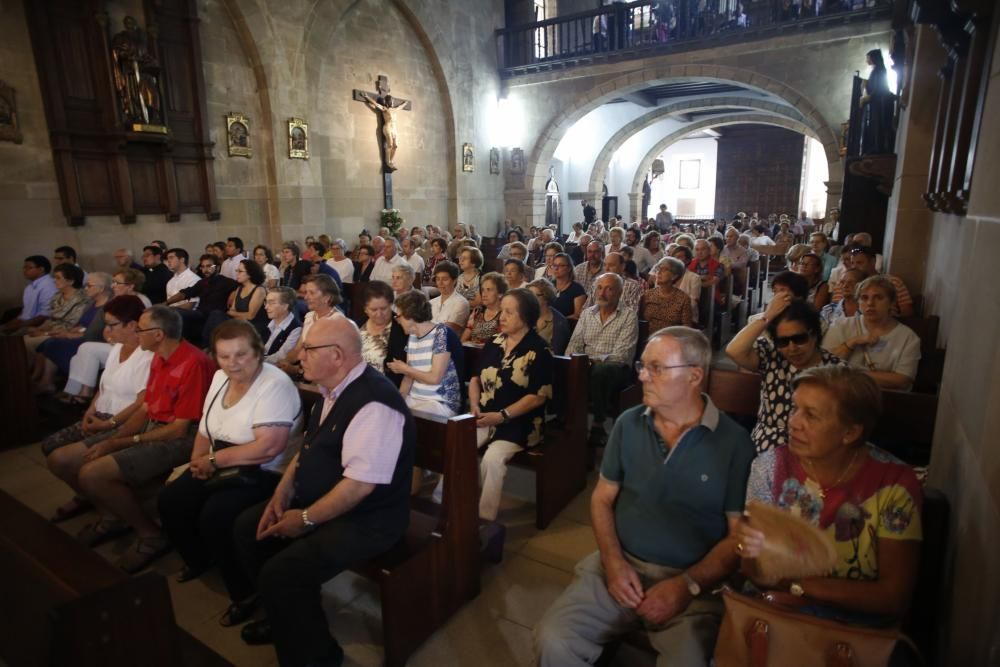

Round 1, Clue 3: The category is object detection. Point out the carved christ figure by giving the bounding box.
[361,92,406,172]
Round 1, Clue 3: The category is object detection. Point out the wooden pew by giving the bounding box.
[0,336,39,447]
[698,284,716,345]
[705,368,761,420]
[463,344,591,529]
[0,490,231,667]
[297,389,480,667]
[343,282,366,325]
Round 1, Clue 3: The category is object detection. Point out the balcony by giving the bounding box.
[496,0,893,78]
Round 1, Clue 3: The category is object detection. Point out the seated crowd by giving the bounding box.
[1,209,930,667]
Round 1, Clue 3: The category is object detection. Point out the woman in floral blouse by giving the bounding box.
[470,288,553,521]
[462,272,507,345]
[735,366,922,627]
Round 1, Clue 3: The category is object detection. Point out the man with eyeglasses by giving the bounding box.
[165,254,238,345]
[74,305,214,574]
[229,317,415,666]
[566,273,639,444]
[537,327,754,667]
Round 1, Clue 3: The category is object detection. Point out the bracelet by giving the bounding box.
[109,416,118,427]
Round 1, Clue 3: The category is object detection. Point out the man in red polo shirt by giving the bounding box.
[688,239,725,306]
[76,305,215,573]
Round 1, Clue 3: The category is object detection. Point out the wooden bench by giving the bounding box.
[297,388,480,667]
[342,282,367,325]
[0,490,231,667]
[463,345,591,529]
[0,336,39,447]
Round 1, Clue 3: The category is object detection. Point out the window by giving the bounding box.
[533,0,553,59]
[679,159,701,189]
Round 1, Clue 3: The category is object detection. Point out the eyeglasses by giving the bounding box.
[111,280,128,286]
[774,333,811,348]
[301,342,341,355]
[634,361,696,377]
[135,326,162,334]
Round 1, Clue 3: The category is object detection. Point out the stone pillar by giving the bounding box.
[883,27,948,296]
[504,188,547,229]
[627,192,642,222]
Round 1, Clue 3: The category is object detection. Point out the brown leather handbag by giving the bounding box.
[713,588,905,667]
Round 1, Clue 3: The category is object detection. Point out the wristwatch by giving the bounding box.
[789,582,805,597]
[500,409,511,424]
[132,434,141,444]
[301,509,316,529]
[681,572,701,597]
[109,416,118,427]
[208,452,217,469]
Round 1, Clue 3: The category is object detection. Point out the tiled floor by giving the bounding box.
[0,442,655,667]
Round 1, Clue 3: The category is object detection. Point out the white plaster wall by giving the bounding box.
[646,137,719,220]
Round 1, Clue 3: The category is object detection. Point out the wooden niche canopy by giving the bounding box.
[25,0,219,226]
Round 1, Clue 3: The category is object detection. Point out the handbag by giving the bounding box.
[713,587,907,667]
[201,378,263,492]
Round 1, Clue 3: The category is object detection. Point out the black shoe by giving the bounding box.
[221,598,258,628]
[240,619,273,645]
[176,565,206,583]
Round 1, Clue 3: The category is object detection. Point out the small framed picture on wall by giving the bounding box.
[288,118,309,159]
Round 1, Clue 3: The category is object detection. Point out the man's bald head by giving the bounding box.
[300,316,362,387]
[309,316,361,356]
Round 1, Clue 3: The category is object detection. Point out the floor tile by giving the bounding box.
[479,553,574,629]
[519,516,598,574]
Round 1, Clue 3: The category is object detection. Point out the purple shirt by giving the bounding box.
[23,273,57,319]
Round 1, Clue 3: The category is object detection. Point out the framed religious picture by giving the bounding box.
[0,80,23,144]
[226,112,251,158]
[489,147,500,174]
[288,117,309,159]
[510,147,525,175]
[462,143,474,172]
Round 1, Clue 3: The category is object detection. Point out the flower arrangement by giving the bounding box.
[380,208,404,236]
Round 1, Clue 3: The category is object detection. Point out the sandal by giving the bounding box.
[76,518,132,548]
[117,535,172,574]
[50,496,93,523]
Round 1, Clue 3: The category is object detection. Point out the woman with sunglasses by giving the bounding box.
[726,295,844,454]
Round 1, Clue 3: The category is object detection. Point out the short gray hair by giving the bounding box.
[87,271,114,294]
[648,326,712,370]
[655,257,685,281]
[527,278,556,305]
[145,304,183,340]
[392,262,415,280]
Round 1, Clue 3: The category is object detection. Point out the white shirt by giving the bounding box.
[630,245,654,274]
[264,313,302,365]
[326,258,355,284]
[302,309,342,340]
[821,316,921,390]
[430,292,470,328]
[404,252,425,277]
[167,268,201,308]
[370,254,407,284]
[534,264,553,281]
[95,343,154,415]
[199,364,303,473]
[262,263,281,285]
[220,253,248,280]
[678,271,702,323]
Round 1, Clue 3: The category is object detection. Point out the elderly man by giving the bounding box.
[114,248,143,271]
[567,273,639,443]
[231,317,415,667]
[371,237,407,284]
[165,248,200,309]
[370,234,386,261]
[536,327,754,666]
[401,237,425,277]
[583,252,641,312]
[75,306,214,573]
[574,241,604,297]
[840,246,913,316]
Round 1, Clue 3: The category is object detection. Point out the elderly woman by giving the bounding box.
[158,320,301,621]
[822,275,921,390]
[422,237,449,285]
[640,257,693,331]
[390,263,419,303]
[735,366,921,626]
[113,268,152,307]
[359,280,404,376]
[797,252,830,309]
[326,239,354,285]
[503,258,528,290]
[463,272,507,345]
[726,296,844,454]
[457,246,484,307]
[527,279,570,355]
[43,296,154,522]
[253,245,281,288]
[387,290,462,417]
[604,226,625,257]
[429,261,470,337]
[33,272,114,396]
[262,287,302,365]
[470,288,553,520]
[22,263,91,362]
[276,274,343,379]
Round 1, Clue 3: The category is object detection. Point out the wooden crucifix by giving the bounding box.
[352,75,412,209]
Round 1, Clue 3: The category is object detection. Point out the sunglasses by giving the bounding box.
[774,333,812,348]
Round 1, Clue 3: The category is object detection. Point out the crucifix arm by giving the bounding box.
[361,92,386,112]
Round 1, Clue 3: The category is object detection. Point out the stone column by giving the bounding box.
[504,188,548,229]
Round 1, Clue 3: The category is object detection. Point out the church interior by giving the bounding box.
[0,0,998,665]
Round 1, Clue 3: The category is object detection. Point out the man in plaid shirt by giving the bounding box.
[566,273,639,444]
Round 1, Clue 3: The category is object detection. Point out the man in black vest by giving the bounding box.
[582,199,597,224]
[231,317,415,667]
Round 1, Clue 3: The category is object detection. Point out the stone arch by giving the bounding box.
[525,64,842,219]
[626,114,818,214]
[587,96,811,196]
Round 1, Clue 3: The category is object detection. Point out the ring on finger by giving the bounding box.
[735,542,745,555]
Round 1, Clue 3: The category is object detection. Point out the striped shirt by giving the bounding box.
[407,324,461,412]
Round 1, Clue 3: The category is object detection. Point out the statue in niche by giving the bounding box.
[859,48,895,155]
[110,16,165,128]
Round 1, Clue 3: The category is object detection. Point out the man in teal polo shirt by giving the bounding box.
[535,326,755,666]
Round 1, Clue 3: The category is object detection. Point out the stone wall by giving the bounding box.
[0,0,505,306]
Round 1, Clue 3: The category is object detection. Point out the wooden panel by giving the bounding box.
[74,157,115,209]
[714,126,804,218]
[130,159,161,210]
[175,161,204,209]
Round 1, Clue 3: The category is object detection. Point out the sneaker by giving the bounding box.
[117,535,171,574]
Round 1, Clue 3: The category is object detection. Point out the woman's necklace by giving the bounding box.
[802,447,862,500]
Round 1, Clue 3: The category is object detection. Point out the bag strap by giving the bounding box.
[204,378,230,455]
[746,618,769,667]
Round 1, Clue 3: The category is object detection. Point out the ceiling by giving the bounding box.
[607,81,748,105]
